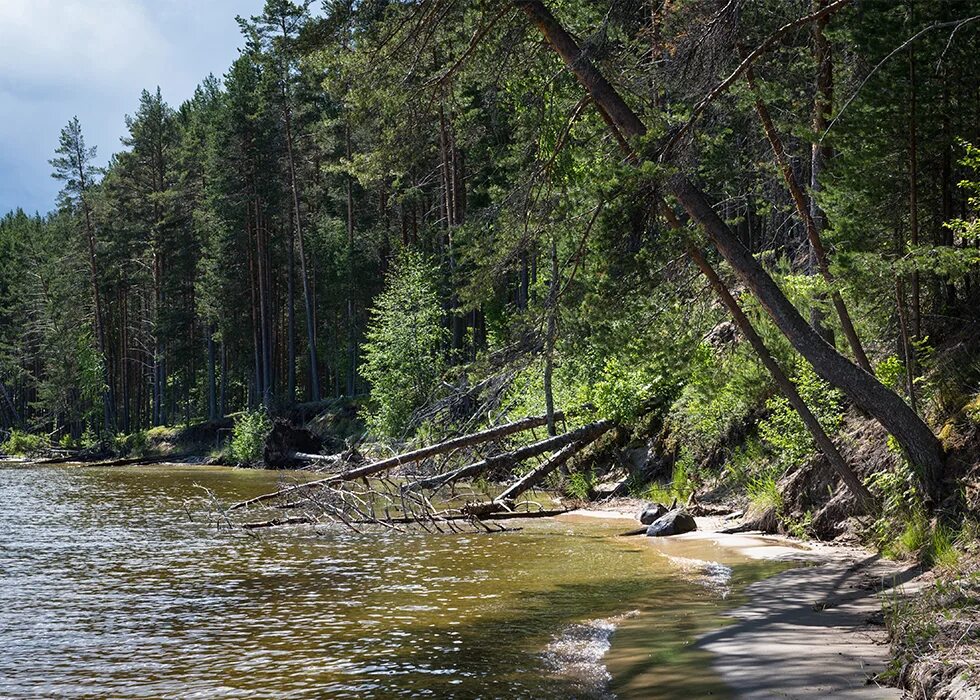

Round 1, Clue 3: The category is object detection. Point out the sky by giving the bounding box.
[0,0,266,215]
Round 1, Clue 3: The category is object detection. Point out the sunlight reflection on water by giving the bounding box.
[0,463,771,698]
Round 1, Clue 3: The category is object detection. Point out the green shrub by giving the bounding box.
[643,451,697,505]
[112,431,149,457]
[874,355,906,393]
[666,344,771,463]
[722,436,768,489]
[230,410,272,465]
[565,471,595,500]
[1,430,46,455]
[58,434,78,450]
[359,251,448,439]
[759,359,844,469]
[747,471,783,513]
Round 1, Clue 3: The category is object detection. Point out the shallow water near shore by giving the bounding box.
[0,462,787,698]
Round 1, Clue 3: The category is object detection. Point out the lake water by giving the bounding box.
[0,462,782,698]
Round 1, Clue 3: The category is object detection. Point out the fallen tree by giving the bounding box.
[231,411,566,510]
[408,419,614,492]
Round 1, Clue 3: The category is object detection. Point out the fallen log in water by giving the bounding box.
[51,453,195,468]
[494,439,590,505]
[242,515,318,529]
[241,507,572,530]
[408,419,614,492]
[230,411,566,510]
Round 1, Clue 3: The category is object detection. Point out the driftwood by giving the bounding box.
[231,411,566,510]
[409,419,614,492]
[494,440,588,504]
[241,507,571,530]
[36,453,193,467]
[242,515,317,529]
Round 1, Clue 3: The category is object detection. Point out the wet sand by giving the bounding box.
[569,508,918,699]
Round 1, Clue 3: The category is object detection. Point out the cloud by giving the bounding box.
[0,0,170,96]
[0,0,264,214]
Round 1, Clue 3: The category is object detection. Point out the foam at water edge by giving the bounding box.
[541,610,639,699]
[662,555,734,597]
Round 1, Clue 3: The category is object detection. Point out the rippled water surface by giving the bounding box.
[0,463,776,698]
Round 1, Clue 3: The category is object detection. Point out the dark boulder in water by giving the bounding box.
[645,509,697,537]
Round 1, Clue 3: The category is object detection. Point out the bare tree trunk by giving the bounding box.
[410,419,614,492]
[231,411,567,510]
[908,40,922,340]
[76,158,116,434]
[544,236,559,436]
[287,216,297,405]
[515,0,944,499]
[207,323,217,421]
[809,0,835,345]
[896,277,918,415]
[495,438,591,505]
[254,198,272,410]
[220,341,228,418]
[346,121,357,396]
[280,16,320,402]
[745,65,871,373]
[680,234,872,506]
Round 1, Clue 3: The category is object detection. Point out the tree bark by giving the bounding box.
[745,65,872,373]
[409,419,614,492]
[495,438,589,505]
[544,235,559,436]
[207,323,217,421]
[287,215,297,405]
[682,238,872,506]
[810,1,835,344]
[281,16,320,402]
[515,0,944,499]
[907,38,922,340]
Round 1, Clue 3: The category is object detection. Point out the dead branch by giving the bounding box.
[408,419,614,492]
[230,411,566,510]
[494,438,589,504]
[662,0,852,157]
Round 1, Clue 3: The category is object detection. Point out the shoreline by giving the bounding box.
[4,461,918,697]
[566,506,919,698]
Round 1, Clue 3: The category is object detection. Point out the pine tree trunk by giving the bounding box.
[544,236,559,437]
[516,0,945,499]
[745,64,871,373]
[908,41,922,340]
[346,121,357,396]
[280,17,320,403]
[207,323,217,421]
[287,216,297,405]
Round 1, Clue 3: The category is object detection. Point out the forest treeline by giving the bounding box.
[1,0,979,504]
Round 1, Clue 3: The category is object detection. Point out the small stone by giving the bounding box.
[637,502,668,525]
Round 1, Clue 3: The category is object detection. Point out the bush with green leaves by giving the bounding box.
[230,410,272,465]
[565,471,596,500]
[359,251,448,439]
[758,359,844,469]
[666,343,772,463]
[112,431,149,457]
[1,430,46,456]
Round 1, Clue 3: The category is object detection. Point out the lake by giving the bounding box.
[0,462,782,698]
